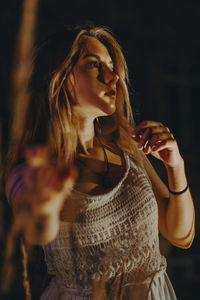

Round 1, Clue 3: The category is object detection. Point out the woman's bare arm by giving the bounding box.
[132,120,195,248]
[142,153,195,248]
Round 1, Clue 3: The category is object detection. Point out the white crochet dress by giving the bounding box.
[39,154,177,300]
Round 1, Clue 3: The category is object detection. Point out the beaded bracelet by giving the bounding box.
[169,184,189,195]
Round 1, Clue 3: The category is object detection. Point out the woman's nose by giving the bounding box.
[103,65,119,86]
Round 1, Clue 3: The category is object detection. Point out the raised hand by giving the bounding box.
[22,146,77,216]
[10,145,78,244]
[131,120,183,168]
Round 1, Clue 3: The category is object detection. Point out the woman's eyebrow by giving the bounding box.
[83,53,98,59]
[83,53,113,66]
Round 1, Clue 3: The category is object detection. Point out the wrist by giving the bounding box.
[165,157,185,171]
[165,158,188,193]
[168,183,188,195]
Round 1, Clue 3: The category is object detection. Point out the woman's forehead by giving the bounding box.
[79,36,112,62]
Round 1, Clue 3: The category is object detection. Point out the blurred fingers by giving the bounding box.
[24,145,47,167]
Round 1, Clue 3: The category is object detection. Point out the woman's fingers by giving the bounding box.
[137,128,151,149]
[132,121,183,167]
[23,145,78,211]
[131,120,177,155]
[24,146,48,188]
[34,166,78,214]
[132,123,172,150]
[24,145,47,167]
[151,138,175,152]
[143,132,173,154]
[26,165,78,216]
[132,120,163,136]
[50,165,77,193]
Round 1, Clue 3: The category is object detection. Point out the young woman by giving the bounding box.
[6,25,195,299]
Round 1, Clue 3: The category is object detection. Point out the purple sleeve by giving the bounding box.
[5,163,27,211]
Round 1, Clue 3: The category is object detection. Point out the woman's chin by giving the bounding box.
[101,103,116,116]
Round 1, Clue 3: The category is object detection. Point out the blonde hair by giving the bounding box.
[8,25,142,171]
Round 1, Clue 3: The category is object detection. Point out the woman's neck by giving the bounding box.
[76,116,96,155]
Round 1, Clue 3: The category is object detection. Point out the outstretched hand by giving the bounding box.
[131,120,183,168]
[22,146,77,217]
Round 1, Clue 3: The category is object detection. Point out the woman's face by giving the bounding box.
[68,36,119,118]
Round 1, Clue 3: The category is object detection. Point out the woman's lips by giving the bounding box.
[105,89,116,98]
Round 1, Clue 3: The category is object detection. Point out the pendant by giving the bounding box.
[102,175,112,189]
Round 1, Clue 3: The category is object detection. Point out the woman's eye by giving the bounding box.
[87,61,99,68]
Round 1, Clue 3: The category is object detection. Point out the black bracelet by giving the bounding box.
[169,184,189,195]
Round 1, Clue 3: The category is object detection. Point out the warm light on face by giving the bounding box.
[68,36,119,118]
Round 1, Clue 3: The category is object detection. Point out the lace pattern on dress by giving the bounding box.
[42,153,167,292]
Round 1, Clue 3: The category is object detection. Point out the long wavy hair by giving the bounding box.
[7,25,142,172]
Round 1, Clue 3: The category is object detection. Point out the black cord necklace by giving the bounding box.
[76,137,112,189]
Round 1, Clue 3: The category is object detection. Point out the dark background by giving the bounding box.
[0,0,200,299]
